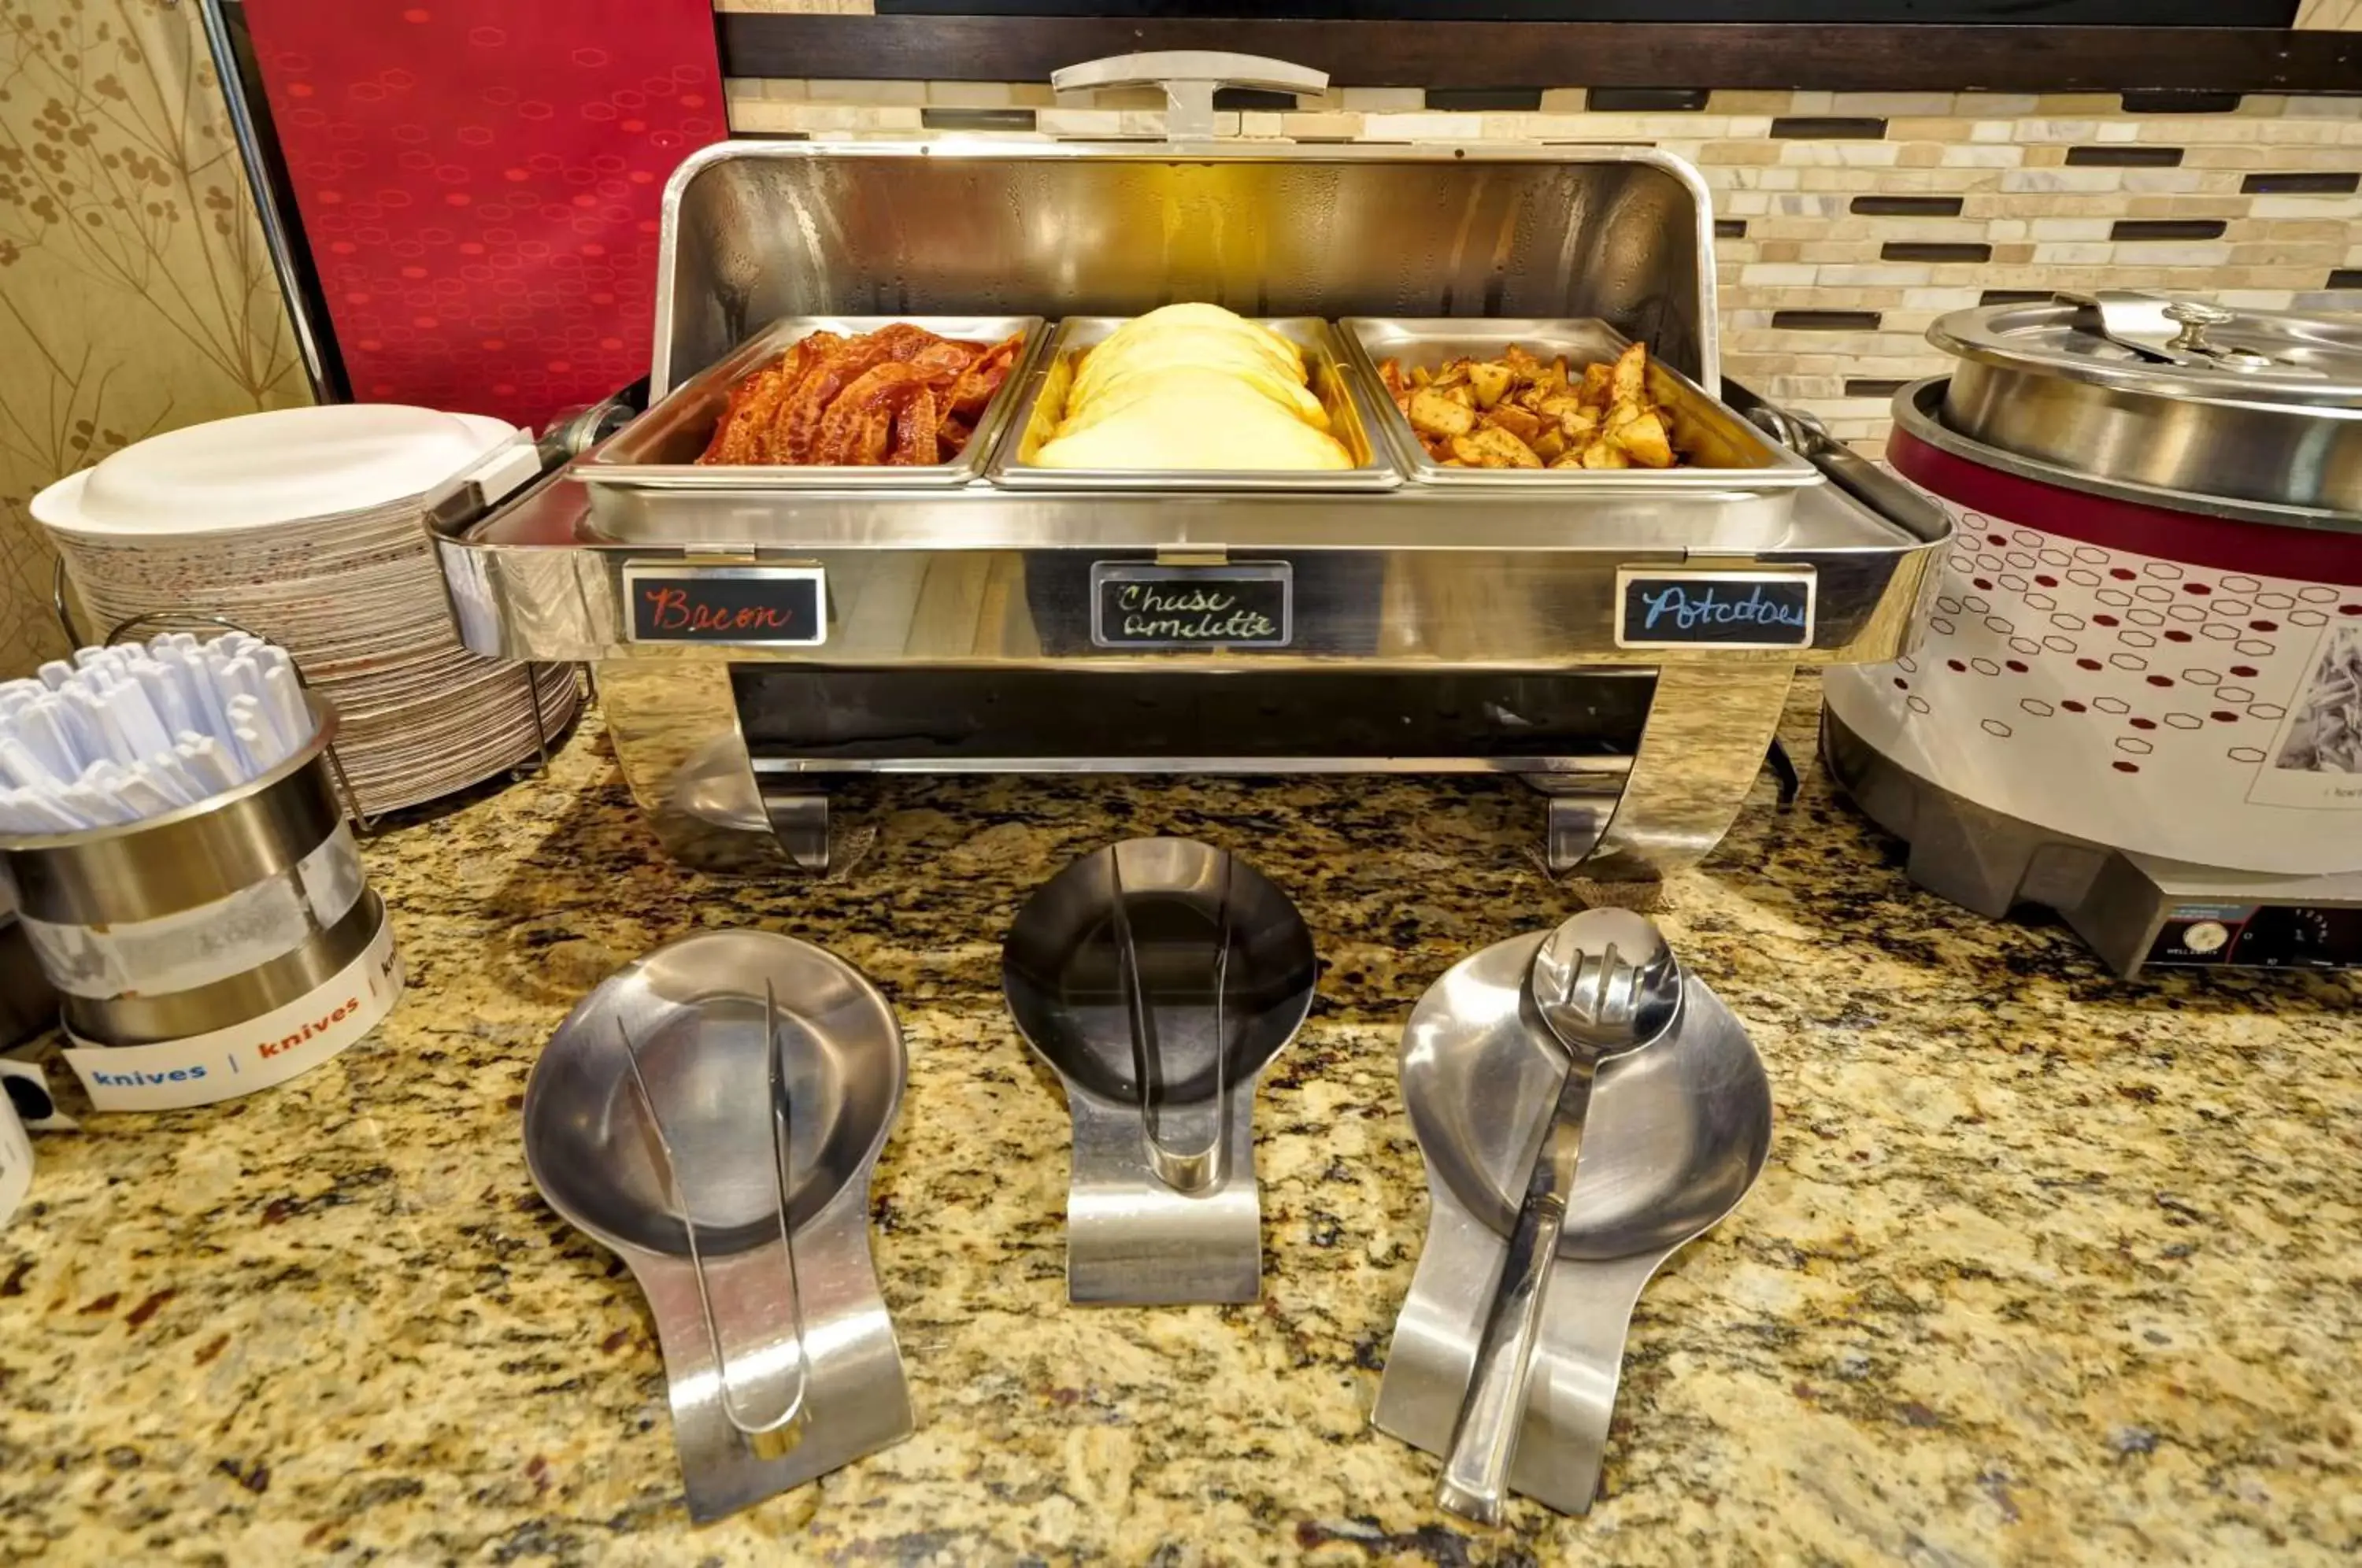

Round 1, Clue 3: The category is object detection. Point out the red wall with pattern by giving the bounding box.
[242,0,725,430]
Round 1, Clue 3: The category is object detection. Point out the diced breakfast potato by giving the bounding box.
[1614,409,1674,468]
[1487,404,1542,443]
[1609,341,1647,405]
[1468,361,1514,409]
[1389,337,1684,472]
[1451,427,1544,468]
[1409,388,1476,438]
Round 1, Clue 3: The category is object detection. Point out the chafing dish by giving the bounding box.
[431,55,1949,881]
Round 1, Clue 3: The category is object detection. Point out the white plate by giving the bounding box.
[34,409,519,538]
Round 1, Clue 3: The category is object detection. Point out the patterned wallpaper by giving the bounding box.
[0,0,312,680]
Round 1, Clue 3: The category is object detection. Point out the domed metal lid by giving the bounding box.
[1930,292,2362,409]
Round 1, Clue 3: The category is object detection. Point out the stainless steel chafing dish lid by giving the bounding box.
[1927,292,2362,515]
[648,139,1725,406]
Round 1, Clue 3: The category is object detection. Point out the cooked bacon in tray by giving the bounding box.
[696,324,1026,467]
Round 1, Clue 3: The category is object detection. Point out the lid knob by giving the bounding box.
[2162,299,2234,353]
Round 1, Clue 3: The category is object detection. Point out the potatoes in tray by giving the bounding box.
[1032,304,1353,472]
[1376,340,1686,472]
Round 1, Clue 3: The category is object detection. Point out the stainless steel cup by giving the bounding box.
[0,695,383,1046]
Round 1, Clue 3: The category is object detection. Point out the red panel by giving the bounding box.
[1889,427,2362,590]
[243,0,725,430]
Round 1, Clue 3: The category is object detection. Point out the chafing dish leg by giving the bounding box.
[760,786,832,873]
[1536,786,1620,872]
[601,657,805,874]
[1577,663,1797,881]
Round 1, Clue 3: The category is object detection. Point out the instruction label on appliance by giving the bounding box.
[1091,561,1292,650]
[1614,568,1817,651]
[624,564,826,647]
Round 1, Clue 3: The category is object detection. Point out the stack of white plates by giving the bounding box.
[31,405,578,815]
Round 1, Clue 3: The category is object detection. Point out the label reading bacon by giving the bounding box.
[624,565,827,647]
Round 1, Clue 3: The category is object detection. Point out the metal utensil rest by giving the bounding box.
[1375,929,1772,1516]
[523,931,912,1522]
[1003,839,1315,1304]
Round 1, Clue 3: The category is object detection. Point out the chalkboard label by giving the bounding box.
[1614,568,1816,650]
[623,564,827,646]
[1091,562,1292,650]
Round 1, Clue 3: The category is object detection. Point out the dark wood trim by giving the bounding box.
[718,15,2361,93]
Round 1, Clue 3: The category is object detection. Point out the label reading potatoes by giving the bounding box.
[1613,568,1816,651]
[1092,562,1292,650]
[624,564,826,647]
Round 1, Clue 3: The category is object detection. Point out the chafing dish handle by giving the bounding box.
[1050,52,1329,139]
[1724,380,1949,545]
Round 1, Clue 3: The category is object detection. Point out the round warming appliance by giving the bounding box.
[1823,294,2362,877]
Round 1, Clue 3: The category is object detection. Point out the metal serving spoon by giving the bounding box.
[1435,908,1683,1525]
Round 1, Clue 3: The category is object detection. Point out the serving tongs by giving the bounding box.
[613,983,810,1447]
[1108,846,1231,1195]
[522,930,913,1523]
[1004,838,1316,1305]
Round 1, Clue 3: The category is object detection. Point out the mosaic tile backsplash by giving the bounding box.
[720,80,2362,454]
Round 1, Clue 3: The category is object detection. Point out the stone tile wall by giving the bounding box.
[714,9,2361,452]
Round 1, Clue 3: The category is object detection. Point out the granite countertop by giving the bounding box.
[3,687,2356,1566]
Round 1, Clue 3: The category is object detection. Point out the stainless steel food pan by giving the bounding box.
[987,316,1401,492]
[1340,318,1821,494]
[579,314,1042,510]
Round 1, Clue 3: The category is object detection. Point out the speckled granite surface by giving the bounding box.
[3,686,2356,1566]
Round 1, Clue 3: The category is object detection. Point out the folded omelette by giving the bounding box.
[1032,304,1353,472]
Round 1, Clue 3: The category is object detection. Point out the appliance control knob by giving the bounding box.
[2182,919,2231,955]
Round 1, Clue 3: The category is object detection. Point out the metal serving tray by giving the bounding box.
[987,316,1401,492]
[579,314,1043,510]
[1341,318,1820,495]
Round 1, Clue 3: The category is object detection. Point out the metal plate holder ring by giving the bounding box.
[63,579,566,838]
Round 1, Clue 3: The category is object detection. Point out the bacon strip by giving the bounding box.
[943,333,1025,421]
[809,362,950,465]
[694,333,839,465]
[912,337,983,376]
[770,323,938,464]
[888,386,942,465]
[694,324,1024,468]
